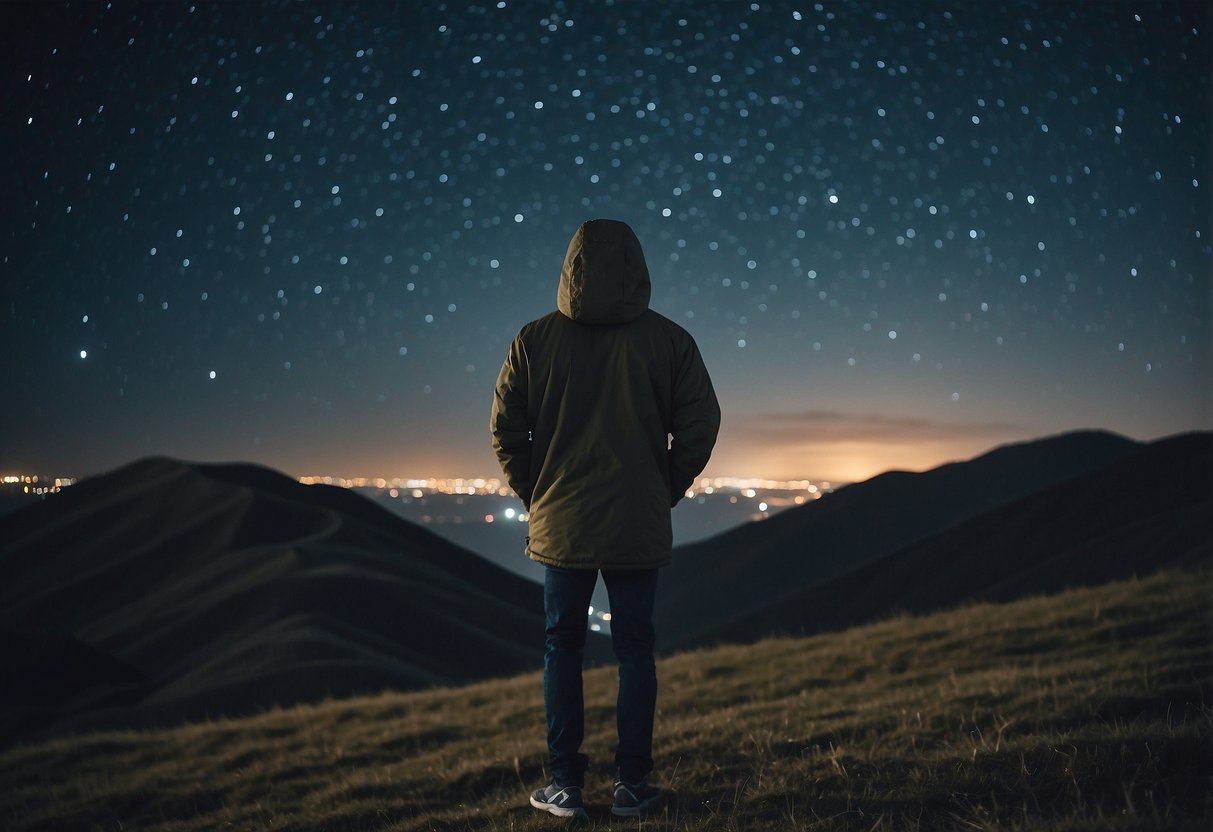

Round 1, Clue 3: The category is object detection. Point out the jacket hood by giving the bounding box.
[557,219,651,325]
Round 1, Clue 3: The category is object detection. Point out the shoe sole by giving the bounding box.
[530,795,588,819]
[611,796,662,817]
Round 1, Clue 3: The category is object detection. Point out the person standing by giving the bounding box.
[491,218,721,819]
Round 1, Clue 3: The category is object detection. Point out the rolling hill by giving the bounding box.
[686,431,1213,648]
[0,456,573,743]
[657,429,1143,648]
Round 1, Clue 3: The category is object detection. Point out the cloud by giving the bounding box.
[747,410,1023,444]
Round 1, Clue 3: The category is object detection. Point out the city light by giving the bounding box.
[4,469,835,530]
[684,475,830,497]
[296,473,833,499]
[1,474,76,495]
[298,474,506,495]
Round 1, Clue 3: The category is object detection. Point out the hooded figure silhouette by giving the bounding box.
[491,219,720,814]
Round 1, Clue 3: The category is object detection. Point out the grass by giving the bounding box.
[1,567,1210,831]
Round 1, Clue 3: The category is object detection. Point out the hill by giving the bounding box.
[693,431,1213,648]
[656,430,1143,648]
[0,566,1208,831]
[0,456,571,743]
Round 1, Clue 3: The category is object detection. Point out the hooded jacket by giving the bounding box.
[491,219,721,570]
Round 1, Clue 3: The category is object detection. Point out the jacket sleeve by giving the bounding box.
[668,338,721,506]
[491,332,534,508]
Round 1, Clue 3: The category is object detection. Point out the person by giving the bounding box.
[491,218,721,819]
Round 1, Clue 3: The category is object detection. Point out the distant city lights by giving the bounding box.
[5,470,833,517]
[298,473,831,505]
[298,474,508,495]
[1,474,76,496]
[294,473,834,526]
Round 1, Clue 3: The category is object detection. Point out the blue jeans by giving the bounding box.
[543,566,659,787]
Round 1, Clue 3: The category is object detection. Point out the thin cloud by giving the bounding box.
[749,410,1023,443]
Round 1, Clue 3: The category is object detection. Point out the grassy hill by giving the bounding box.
[1,567,1208,831]
[657,430,1141,648]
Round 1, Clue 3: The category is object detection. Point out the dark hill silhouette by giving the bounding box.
[0,457,580,742]
[657,430,1142,649]
[0,629,144,711]
[679,432,1213,649]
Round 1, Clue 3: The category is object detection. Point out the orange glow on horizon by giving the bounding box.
[290,433,1023,490]
[701,435,1017,484]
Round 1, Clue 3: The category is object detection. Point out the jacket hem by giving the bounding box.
[526,549,670,570]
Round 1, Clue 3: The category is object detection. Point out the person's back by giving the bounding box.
[491,218,720,818]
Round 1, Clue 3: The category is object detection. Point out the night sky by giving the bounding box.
[3,1,1209,483]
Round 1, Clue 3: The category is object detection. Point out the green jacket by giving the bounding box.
[491,219,721,570]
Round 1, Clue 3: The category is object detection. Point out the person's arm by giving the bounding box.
[491,332,534,508]
[668,339,721,506]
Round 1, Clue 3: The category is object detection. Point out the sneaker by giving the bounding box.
[529,782,588,819]
[612,779,662,817]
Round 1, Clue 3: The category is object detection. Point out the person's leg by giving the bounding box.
[602,567,660,784]
[543,565,598,788]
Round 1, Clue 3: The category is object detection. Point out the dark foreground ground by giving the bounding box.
[1,566,1210,831]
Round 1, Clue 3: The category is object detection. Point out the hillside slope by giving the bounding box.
[685,431,1213,648]
[657,430,1139,646]
[0,567,1208,831]
[0,457,561,741]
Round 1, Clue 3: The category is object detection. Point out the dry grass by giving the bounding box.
[1,567,1210,831]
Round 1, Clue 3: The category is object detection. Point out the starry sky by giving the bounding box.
[3,1,1209,483]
